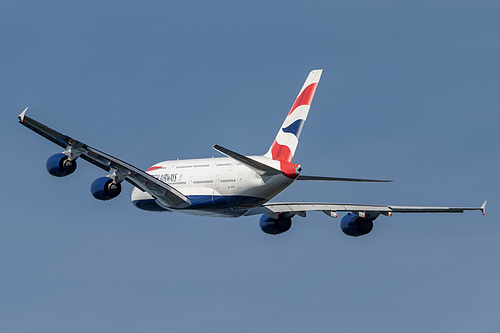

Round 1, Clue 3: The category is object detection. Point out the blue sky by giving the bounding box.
[1,1,499,332]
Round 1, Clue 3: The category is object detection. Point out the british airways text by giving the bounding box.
[153,173,178,183]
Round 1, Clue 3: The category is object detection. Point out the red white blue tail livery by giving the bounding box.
[265,69,322,163]
[17,70,486,237]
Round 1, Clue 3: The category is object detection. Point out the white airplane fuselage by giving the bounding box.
[131,156,296,217]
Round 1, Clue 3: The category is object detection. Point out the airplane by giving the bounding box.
[18,69,486,237]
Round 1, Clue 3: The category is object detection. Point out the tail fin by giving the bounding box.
[264,69,322,162]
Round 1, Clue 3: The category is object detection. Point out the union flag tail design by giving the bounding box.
[264,69,322,162]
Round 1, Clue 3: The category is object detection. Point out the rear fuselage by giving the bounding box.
[131,156,296,217]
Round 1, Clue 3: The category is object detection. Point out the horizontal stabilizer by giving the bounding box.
[213,145,281,176]
[297,175,392,182]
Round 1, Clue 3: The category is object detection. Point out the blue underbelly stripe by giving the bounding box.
[133,195,267,212]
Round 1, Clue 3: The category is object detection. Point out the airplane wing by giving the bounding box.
[18,108,191,209]
[245,201,487,218]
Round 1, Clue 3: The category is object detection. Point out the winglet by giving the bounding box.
[18,107,28,123]
[481,200,487,216]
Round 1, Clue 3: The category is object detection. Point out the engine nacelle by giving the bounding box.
[91,177,122,201]
[259,214,292,235]
[341,213,374,237]
[46,153,77,177]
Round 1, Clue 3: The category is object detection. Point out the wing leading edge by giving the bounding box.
[18,108,190,209]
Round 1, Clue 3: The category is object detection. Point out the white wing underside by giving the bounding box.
[245,201,487,217]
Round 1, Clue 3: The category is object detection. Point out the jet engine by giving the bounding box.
[340,213,374,237]
[46,153,77,177]
[259,214,292,235]
[91,177,122,200]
